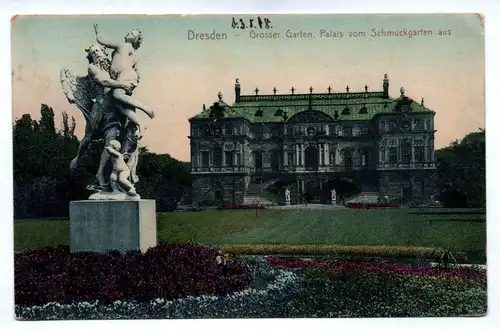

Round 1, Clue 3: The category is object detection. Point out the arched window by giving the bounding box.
[213,146,222,167]
[342,148,353,170]
[224,124,233,135]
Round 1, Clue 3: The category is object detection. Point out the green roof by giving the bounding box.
[190,91,433,123]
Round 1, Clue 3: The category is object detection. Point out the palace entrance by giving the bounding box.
[324,177,359,204]
[305,146,319,171]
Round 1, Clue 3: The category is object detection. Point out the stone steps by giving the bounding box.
[243,183,276,205]
[345,192,379,204]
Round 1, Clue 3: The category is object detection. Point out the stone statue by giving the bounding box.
[105,140,139,198]
[60,24,154,200]
[285,188,291,205]
[331,189,337,205]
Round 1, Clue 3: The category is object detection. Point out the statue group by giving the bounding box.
[60,24,155,200]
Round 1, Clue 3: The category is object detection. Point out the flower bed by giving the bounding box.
[266,257,486,285]
[219,204,265,210]
[268,257,487,318]
[15,253,487,319]
[15,256,300,320]
[15,244,252,307]
[347,202,400,209]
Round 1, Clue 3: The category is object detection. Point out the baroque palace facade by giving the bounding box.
[188,74,436,205]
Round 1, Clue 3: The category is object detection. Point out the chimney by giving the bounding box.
[235,78,241,103]
[383,73,389,98]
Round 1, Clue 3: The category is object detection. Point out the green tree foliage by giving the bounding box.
[13,104,191,218]
[136,148,191,211]
[435,130,485,208]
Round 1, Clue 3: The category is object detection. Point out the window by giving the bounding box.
[343,149,353,168]
[388,147,398,164]
[361,127,369,136]
[225,151,233,167]
[352,126,360,136]
[331,149,336,165]
[213,147,222,167]
[413,119,423,131]
[388,120,397,133]
[287,152,294,166]
[361,154,368,167]
[202,124,211,136]
[335,125,342,136]
[401,140,412,164]
[201,151,210,167]
[224,124,233,135]
[328,124,335,136]
[414,146,424,162]
[379,148,385,162]
[343,126,353,136]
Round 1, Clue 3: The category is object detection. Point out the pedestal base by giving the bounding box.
[69,199,157,254]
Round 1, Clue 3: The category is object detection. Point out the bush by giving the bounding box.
[220,244,434,258]
[347,202,400,209]
[218,204,265,210]
[15,244,252,307]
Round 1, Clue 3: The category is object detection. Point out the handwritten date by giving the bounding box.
[231,16,272,29]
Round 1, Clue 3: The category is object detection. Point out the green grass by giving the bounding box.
[14,208,486,256]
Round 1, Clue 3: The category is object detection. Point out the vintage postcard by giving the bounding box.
[12,14,485,319]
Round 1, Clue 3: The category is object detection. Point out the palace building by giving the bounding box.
[188,74,436,205]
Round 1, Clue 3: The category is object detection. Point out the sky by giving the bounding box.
[11,14,485,161]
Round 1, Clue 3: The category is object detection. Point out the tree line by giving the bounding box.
[13,104,191,219]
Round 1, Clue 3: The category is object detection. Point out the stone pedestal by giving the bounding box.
[69,199,157,254]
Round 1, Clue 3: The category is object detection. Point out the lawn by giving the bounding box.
[14,208,486,257]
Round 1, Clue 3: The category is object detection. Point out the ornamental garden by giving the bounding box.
[14,207,487,319]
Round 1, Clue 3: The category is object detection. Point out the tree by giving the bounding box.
[435,130,485,208]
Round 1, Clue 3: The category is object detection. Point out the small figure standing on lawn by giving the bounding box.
[331,189,337,205]
[105,140,139,198]
[285,188,291,205]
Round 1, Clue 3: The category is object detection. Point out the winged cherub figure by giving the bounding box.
[105,140,138,197]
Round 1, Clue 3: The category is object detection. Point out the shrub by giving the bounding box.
[218,204,265,210]
[220,244,434,258]
[15,243,253,307]
[347,202,400,209]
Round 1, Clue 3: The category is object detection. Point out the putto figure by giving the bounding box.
[60,24,154,200]
[105,140,138,197]
[94,23,155,136]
